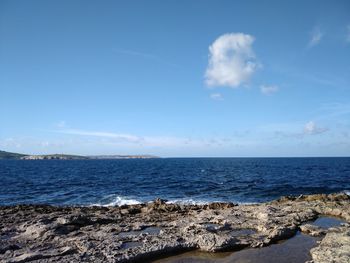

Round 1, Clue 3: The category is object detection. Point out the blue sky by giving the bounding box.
[1,0,350,157]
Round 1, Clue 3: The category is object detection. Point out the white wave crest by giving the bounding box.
[344,190,350,196]
[90,195,141,207]
[90,196,255,207]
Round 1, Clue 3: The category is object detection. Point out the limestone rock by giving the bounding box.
[0,193,349,262]
[310,227,350,263]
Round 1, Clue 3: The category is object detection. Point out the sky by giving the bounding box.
[1,0,350,157]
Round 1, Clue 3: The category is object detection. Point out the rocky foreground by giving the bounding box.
[1,193,350,263]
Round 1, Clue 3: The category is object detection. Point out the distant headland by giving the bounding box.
[0,150,160,160]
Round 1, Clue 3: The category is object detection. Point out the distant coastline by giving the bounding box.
[0,150,160,160]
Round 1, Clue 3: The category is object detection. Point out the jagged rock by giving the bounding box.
[300,224,327,237]
[7,246,76,263]
[310,227,350,263]
[206,202,236,210]
[0,193,349,262]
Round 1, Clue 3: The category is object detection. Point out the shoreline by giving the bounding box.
[1,193,350,262]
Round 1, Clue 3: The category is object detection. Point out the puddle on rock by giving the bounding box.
[150,217,346,262]
[311,216,346,228]
[205,224,222,232]
[0,232,16,241]
[143,226,161,235]
[118,226,161,238]
[151,232,320,263]
[121,241,142,250]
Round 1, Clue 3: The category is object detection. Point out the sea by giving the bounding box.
[0,157,349,206]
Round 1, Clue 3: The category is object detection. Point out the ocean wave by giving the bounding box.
[90,195,256,207]
[344,190,350,196]
[90,195,141,207]
[91,196,210,206]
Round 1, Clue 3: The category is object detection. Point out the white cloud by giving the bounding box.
[205,33,258,88]
[304,121,328,135]
[260,85,279,95]
[210,93,224,100]
[346,25,350,43]
[308,27,323,47]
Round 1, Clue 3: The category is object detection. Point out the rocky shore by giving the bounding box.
[1,193,349,263]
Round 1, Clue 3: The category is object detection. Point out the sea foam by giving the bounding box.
[90,195,254,207]
[90,195,141,207]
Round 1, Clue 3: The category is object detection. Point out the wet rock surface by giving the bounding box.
[0,193,349,262]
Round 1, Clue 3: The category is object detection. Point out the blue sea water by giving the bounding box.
[0,158,349,206]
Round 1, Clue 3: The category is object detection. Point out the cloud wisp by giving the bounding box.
[308,27,323,47]
[54,120,67,129]
[53,128,236,149]
[210,93,224,100]
[303,121,328,135]
[264,121,329,139]
[260,85,279,95]
[114,48,158,60]
[57,129,141,143]
[113,48,178,68]
[205,33,259,88]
